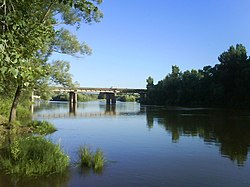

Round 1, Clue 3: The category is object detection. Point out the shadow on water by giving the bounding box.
[0,171,70,187]
[145,106,250,166]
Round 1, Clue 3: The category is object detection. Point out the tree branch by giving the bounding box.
[41,0,55,23]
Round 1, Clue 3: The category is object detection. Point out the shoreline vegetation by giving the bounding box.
[0,118,105,176]
[143,44,250,109]
[0,99,105,177]
[0,0,106,179]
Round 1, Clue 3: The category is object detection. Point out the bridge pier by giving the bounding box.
[105,93,116,105]
[69,91,77,104]
[69,92,77,115]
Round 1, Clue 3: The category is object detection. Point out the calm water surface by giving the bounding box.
[1,101,250,187]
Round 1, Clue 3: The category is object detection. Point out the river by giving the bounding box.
[1,101,250,187]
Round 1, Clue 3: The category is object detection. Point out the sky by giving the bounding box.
[50,0,250,89]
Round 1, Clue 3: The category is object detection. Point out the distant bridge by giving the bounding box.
[52,87,146,94]
[32,87,147,114]
[50,87,146,106]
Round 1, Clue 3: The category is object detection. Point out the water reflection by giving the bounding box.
[0,171,70,187]
[145,106,250,166]
[32,101,143,118]
[69,102,77,116]
[105,104,116,115]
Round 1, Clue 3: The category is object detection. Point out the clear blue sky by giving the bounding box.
[51,0,250,89]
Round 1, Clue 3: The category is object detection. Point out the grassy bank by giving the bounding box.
[0,136,69,176]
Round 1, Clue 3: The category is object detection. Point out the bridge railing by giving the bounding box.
[51,87,146,94]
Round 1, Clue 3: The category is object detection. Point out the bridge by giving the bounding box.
[51,87,146,106]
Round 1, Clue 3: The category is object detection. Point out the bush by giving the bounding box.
[0,136,69,176]
[77,145,105,172]
[27,120,57,135]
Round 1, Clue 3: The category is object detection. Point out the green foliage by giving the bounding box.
[92,149,104,172]
[0,95,31,123]
[27,120,57,135]
[0,0,103,123]
[77,145,105,172]
[145,44,250,108]
[78,146,92,168]
[117,94,137,102]
[0,98,12,118]
[77,94,98,102]
[0,136,69,176]
[51,93,69,101]
[16,105,32,123]
[51,93,98,102]
[146,76,154,90]
[0,115,8,125]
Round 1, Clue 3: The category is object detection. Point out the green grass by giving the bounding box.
[27,120,57,135]
[78,145,105,172]
[93,149,105,172]
[0,136,69,177]
[78,145,92,168]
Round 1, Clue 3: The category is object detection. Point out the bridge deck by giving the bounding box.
[52,87,146,93]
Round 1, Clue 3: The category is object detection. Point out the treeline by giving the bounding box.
[117,94,139,102]
[51,93,98,102]
[145,44,250,108]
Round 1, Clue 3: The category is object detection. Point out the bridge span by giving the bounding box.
[52,87,146,94]
[50,87,146,110]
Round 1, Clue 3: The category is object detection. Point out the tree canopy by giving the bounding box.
[0,0,103,123]
[144,44,250,108]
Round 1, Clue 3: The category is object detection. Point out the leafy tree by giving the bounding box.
[144,44,250,108]
[0,0,103,125]
[146,76,154,89]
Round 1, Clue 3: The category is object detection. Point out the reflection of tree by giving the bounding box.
[146,107,250,166]
[33,102,70,112]
[0,170,70,187]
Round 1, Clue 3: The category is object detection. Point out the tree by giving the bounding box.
[0,0,103,125]
[146,76,154,89]
[145,44,250,108]
[217,44,249,106]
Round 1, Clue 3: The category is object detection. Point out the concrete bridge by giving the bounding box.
[51,87,146,106]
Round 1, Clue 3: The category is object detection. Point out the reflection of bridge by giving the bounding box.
[52,87,146,106]
[32,111,143,119]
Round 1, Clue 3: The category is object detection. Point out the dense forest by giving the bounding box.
[145,44,250,108]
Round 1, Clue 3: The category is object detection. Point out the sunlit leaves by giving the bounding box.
[50,60,73,87]
[0,0,103,122]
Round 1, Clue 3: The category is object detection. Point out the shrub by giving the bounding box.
[0,136,69,176]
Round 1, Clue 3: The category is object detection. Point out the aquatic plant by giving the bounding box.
[78,145,105,172]
[92,149,105,172]
[0,136,69,176]
[78,145,92,168]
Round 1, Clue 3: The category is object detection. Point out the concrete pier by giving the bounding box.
[105,93,116,105]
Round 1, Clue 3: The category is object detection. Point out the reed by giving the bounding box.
[78,145,105,172]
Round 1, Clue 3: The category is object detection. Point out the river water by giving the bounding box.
[1,101,250,187]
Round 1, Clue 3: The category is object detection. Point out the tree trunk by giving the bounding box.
[8,85,22,127]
